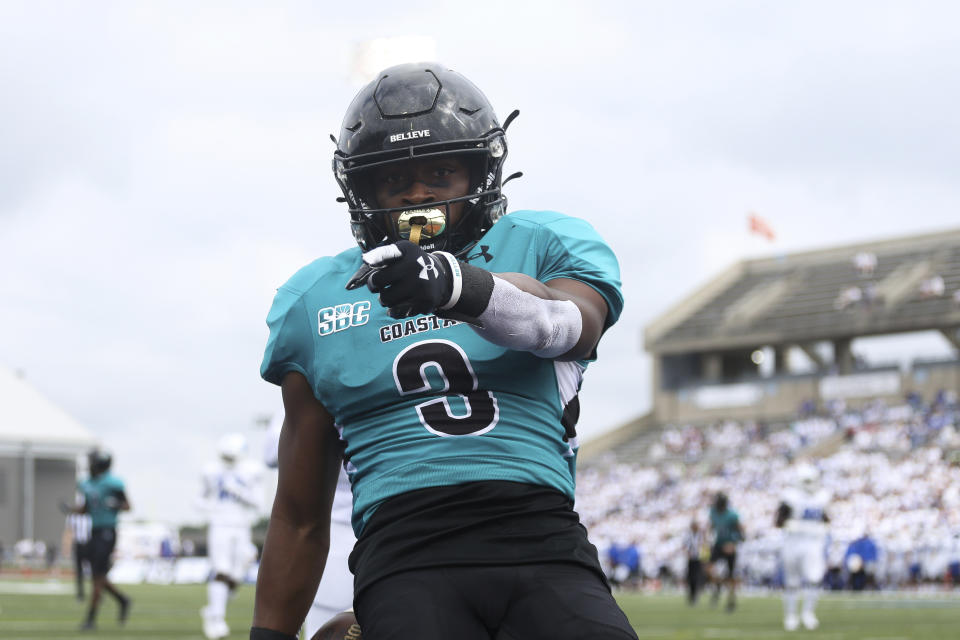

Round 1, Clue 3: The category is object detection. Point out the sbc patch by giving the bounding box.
[318,301,371,336]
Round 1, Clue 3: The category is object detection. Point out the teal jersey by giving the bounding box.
[710,507,742,546]
[261,210,623,536]
[79,472,126,529]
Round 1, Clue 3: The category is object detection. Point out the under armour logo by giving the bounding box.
[467,245,494,263]
[417,256,437,280]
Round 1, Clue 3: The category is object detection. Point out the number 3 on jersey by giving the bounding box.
[392,339,500,437]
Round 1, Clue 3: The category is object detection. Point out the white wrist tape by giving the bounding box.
[434,251,463,310]
[473,276,583,358]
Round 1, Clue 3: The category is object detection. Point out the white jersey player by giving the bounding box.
[776,462,830,632]
[200,433,263,640]
[263,412,357,639]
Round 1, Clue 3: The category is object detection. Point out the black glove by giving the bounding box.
[348,241,453,319]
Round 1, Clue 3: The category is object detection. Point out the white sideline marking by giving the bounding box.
[0,580,73,595]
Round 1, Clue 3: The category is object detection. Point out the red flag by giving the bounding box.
[748,212,775,242]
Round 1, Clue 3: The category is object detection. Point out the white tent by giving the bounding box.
[0,367,98,453]
[0,366,98,546]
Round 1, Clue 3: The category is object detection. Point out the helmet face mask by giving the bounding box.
[333,63,511,256]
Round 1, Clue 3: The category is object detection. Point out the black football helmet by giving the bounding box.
[332,62,518,256]
[88,448,112,476]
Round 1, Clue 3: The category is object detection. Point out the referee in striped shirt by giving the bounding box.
[66,498,92,600]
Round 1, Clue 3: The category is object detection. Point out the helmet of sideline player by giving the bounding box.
[217,433,247,466]
[713,492,728,511]
[88,448,112,476]
[795,462,819,490]
[332,62,519,257]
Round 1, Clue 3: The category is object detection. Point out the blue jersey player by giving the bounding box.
[251,63,636,640]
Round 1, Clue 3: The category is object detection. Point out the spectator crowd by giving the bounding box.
[577,391,960,590]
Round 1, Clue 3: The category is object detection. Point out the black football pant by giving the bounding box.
[686,558,703,603]
[74,541,88,598]
[355,562,638,640]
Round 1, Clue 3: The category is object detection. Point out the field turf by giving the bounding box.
[1,580,958,639]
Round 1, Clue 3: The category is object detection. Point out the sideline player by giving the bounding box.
[708,492,745,612]
[263,413,357,639]
[250,62,635,640]
[73,449,131,631]
[776,463,830,631]
[199,433,262,639]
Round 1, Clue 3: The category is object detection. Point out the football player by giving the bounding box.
[707,492,745,612]
[776,462,830,631]
[72,449,131,631]
[263,412,357,639]
[250,63,635,640]
[199,433,263,639]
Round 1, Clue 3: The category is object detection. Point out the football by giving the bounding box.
[310,611,361,640]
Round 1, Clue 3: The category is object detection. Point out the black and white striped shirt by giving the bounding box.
[67,513,92,544]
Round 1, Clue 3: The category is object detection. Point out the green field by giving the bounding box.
[1,581,958,639]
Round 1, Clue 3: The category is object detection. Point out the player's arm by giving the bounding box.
[220,472,261,508]
[102,480,130,512]
[775,502,791,528]
[351,241,608,361]
[252,371,342,637]
[489,273,608,361]
[59,497,85,515]
[112,490,131,512]
[232,485,261,509]
[220,483,258,508]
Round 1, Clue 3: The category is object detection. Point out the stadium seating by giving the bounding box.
[577,393,960,589]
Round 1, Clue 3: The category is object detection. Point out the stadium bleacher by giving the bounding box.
[632,227,960,431]
[657,238,960,346]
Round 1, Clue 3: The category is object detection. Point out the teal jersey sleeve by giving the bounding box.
[107,475,125,494]
[260,251,363,390]
[518,211,624,330]
[261,284,315,386]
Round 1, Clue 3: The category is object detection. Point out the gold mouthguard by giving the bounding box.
[397,208,446,246]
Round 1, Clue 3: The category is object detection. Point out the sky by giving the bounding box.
[2,0,959,526]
